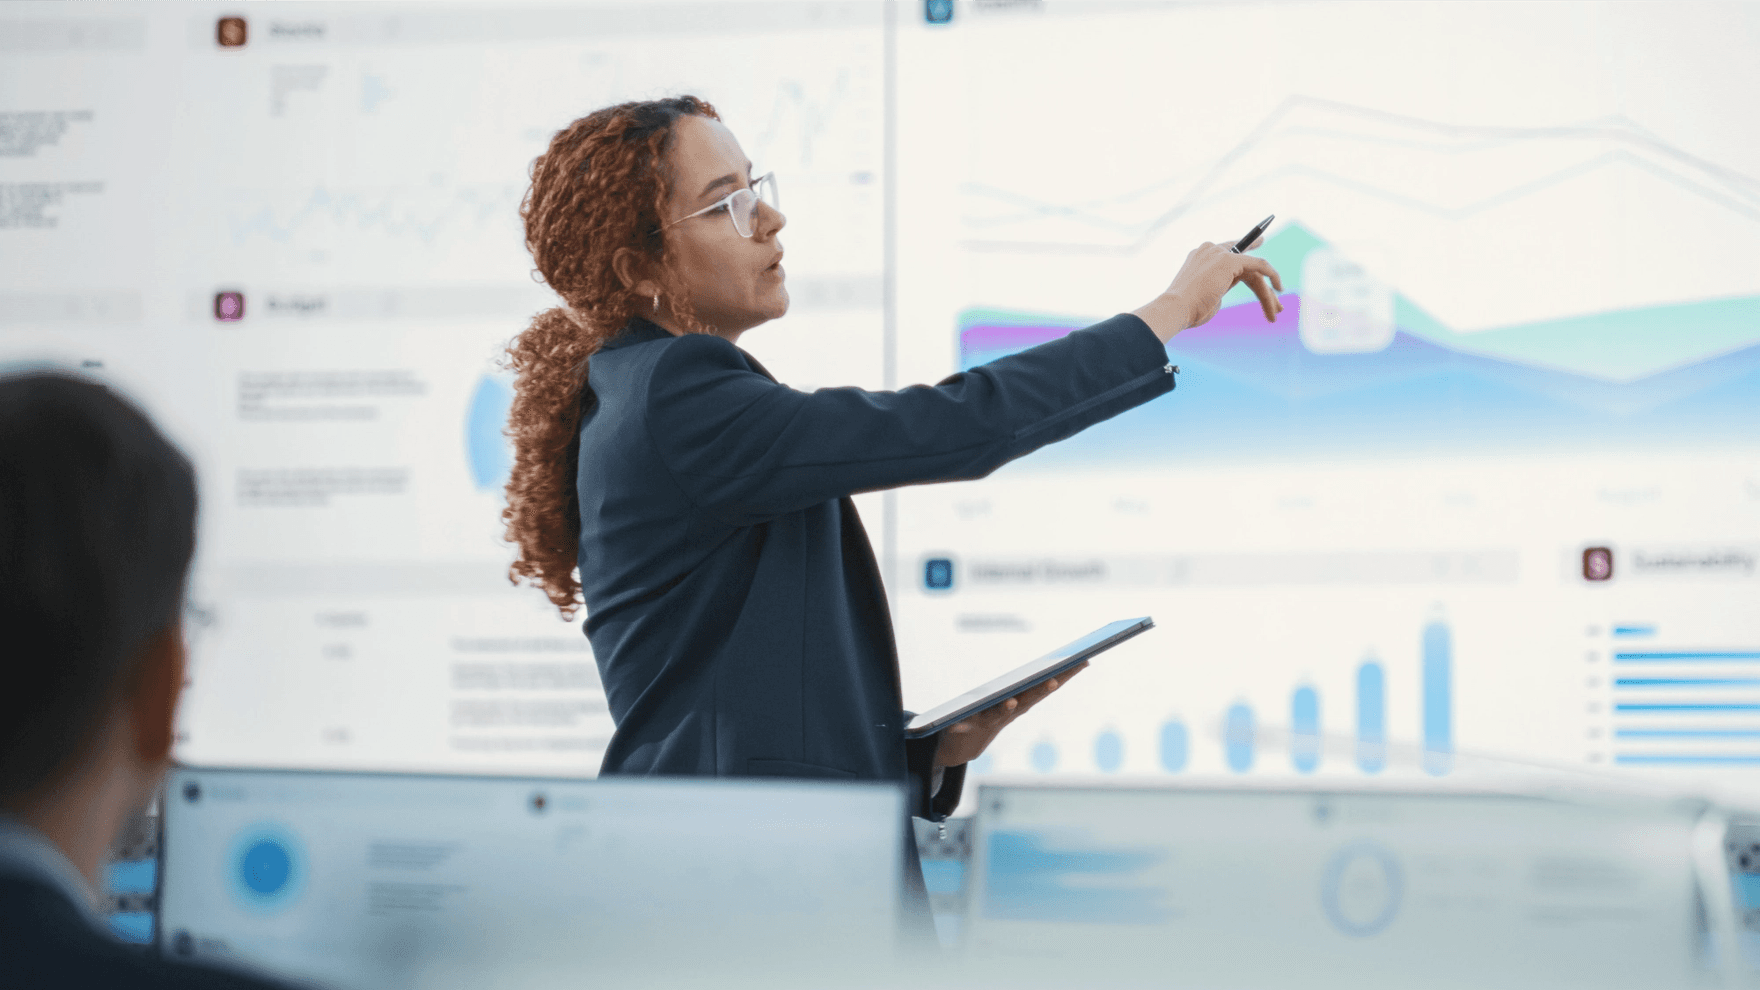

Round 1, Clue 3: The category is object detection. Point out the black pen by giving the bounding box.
[1230,214,1275,254]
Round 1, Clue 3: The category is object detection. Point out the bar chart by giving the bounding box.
[1610,623,1760,768]
[1020,615,1459,778]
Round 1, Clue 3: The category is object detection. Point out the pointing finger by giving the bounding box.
[1244,271,1280,323]
[1249,256,1285,294]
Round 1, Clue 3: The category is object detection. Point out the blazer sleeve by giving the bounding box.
[904,730,967,821]
[644,313,1175,524]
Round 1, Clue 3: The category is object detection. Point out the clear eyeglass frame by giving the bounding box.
[659,172,778,238]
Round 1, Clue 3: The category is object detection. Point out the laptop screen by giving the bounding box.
[158,768,904,988]
[962,782,1702,989]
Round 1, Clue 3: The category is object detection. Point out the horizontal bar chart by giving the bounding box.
[1617,729,1760,738]
[1614,652,1760,661]
[1616,678,1760,687]
[1610,633,1760,768]
[1616,755,1760,765]
[1617,704,1760,712]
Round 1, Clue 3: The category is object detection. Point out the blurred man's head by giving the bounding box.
[0,371,196,881]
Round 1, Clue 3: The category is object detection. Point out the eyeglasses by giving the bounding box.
[660,172,779,238]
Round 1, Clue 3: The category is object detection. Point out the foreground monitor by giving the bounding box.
[962,781,1705,990]
[158,768,905,988]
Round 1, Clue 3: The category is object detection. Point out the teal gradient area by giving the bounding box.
[957,226,1760,466]
[982,830,1169,924]
[1217,223,1760,382]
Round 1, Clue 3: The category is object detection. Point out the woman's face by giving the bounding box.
[657,115,788,338]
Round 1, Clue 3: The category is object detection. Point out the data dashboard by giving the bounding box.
[888,0,1760,803]
[1,1,886,775]
[3,1,1758,801]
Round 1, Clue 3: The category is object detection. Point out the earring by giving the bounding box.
[652,293,660,313]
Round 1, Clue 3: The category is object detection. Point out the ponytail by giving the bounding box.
[500,307,604,617]
[503,96,718,618]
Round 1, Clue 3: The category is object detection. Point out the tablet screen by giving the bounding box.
[905,617,1153,737]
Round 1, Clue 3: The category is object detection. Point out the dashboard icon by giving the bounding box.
[1582,546,1614,582]
[214,16,246,47]
[924,557,954,590]
[213,291,245,322]
[216,16,247,48]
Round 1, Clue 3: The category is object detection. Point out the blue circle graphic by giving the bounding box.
[1030,740,1058,773]
[465,374,514,491]
[241,840,291,895]
[227,824,306,913]
[1320,842,1403,937]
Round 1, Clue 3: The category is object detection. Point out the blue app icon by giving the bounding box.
[925,0,954,25]
[924,557,954,590]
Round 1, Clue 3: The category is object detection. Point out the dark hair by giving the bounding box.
[503,95,717,618]
[0,371,197,802]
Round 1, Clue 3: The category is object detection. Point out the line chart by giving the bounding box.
[225,183,525,248]
[746,69,865,171]
[960,96,1760,255]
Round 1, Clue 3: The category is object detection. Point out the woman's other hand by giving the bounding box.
[932,662,1088,768]
[1132,236,1284,344]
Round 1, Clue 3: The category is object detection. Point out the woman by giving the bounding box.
[501,95,1281,917]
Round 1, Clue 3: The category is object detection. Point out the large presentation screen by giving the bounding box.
[1,1,885,775]
[4,1,1758,799]
[889,1,1760,795]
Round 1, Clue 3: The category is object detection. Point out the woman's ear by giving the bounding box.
[611,246,661,300]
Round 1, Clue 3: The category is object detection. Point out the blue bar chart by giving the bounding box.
[1224,703,1256,773]
[1158,720,1189,773]
[1611,631,1760,766]
[1422,620,1454,776]
[1291,686,1320,774]
[1051,616,1456,777]
[1357,660,1387,773]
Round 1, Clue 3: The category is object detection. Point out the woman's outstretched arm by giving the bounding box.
[643,238,1281,525]
[644,312,1170,524]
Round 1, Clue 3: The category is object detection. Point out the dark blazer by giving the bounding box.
[577,312,1174,813]
[0,875,294,990]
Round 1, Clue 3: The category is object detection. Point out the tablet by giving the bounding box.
[903,617,1154,738]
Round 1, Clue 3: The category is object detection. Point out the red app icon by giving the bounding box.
[217,16,247,48]
[1582,547,1614,582]
[214,291,245,322]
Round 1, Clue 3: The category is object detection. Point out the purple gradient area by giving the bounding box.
[952,294,1760,462]
[961,323,1081,356]
[961,296,1298,368]
[1179,293,1301,341]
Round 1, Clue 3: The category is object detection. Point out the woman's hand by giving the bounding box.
[1132,236,1284,344]
[932,663,1088,768]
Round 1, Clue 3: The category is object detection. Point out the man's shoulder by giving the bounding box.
[0,875,296,990]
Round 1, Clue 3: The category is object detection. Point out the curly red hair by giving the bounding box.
[502,96,718,617]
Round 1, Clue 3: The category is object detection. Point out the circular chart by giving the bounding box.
[227,824,307,913]
[1320,841,1403,937]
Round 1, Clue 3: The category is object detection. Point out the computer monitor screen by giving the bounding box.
[962,782,1702,990]
[158,768,904,988]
